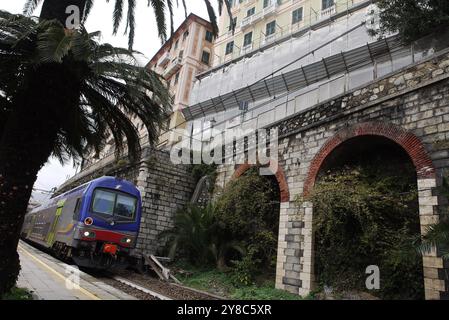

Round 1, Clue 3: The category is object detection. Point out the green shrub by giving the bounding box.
[307,166,424,300]
[230,246,261,287]
[189,163,217,183]
[159,204,243,269]
[215,168,280,272]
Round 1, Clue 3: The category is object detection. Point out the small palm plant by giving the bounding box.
[160,204,243,270]
[419,177,449,259]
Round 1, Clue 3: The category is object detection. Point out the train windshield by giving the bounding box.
[91,189,137,221]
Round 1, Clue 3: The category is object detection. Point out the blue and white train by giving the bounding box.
[21,176,142,269]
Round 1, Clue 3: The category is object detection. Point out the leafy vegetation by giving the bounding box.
[306,165,424,300]
[162,168,281,291]
[214,168,280,284]
[1,287,33,300]
[174,263,302,300]
[159,204,244,270]
[375,0,449,43]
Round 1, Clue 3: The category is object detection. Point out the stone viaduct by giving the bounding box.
[215,49,449,299]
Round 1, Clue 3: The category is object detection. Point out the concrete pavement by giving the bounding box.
[17,240,137,300]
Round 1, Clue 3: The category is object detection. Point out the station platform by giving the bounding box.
[16,240,136,300]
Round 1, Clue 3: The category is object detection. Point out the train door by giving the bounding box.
[46,199,66,247]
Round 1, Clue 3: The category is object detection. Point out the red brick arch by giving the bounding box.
[232,160,290,203]
[303,122,436,196]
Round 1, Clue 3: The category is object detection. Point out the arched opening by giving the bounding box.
[309,134,425,299]
[222,165,282,287]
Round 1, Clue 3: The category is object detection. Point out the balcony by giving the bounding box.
[263,2,279,17]
[241,43,253,55]
[158,51,171,67]
[163,57,182,79]
[262,33,277,46]
[241,12,263,30]
[320,4,336,19]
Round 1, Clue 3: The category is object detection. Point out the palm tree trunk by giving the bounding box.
[0,63,74,296]
[40,0,87,25]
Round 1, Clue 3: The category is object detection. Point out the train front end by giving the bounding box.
[73,177,142,269]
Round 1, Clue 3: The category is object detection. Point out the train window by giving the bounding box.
[92,190,115,216]
[91,189,137,220]
[115,194,137,219]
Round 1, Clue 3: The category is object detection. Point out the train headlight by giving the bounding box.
[121,237,132,244]
[83,231,96,238]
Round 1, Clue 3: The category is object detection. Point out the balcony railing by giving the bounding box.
[241,43,253,55]
[163,57,182,79]
[241,12,263,29]
[158,51,171,67]
[263,2,279,17]
[321,4,336,18]
[262,33,277,46]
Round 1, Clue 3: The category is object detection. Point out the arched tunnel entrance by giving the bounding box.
[226,165,283,287]
[309,134,424,299]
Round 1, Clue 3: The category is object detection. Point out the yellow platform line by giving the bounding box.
[18,244,101,300]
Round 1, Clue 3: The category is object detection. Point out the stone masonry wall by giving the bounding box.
[135,150,195,254]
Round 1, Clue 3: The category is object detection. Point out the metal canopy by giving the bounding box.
[182,36,402,121]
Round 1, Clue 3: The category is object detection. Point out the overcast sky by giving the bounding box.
[0,1,216,197]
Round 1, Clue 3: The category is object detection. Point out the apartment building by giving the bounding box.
[149,13,215,148]
[81,14,215,169]
[213,0,367,66]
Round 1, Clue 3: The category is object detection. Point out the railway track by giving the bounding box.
[95,270,225,301]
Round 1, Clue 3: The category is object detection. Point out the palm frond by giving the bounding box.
[0,10,170,164]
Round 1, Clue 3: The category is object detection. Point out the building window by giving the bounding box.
[266,21,276,36]
[183,31,189,41]
[179,50,184,59]
[174,72,180,85]
[201,50,210,65]
[292,7,303,24]
[225,41,234,55]
[263,0,272,8]
[174,39,179,50]
[243,32,252,47]
[205,30,214,42]
[322,0,334,10]
[247,7,255,17]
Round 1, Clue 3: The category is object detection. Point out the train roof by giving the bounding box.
[29,176,139,214]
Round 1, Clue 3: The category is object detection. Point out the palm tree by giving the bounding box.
[23,0,234,49]
[0,11,172,296]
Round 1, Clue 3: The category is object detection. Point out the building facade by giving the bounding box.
[213,0,366,66]
[149,13,215,148]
